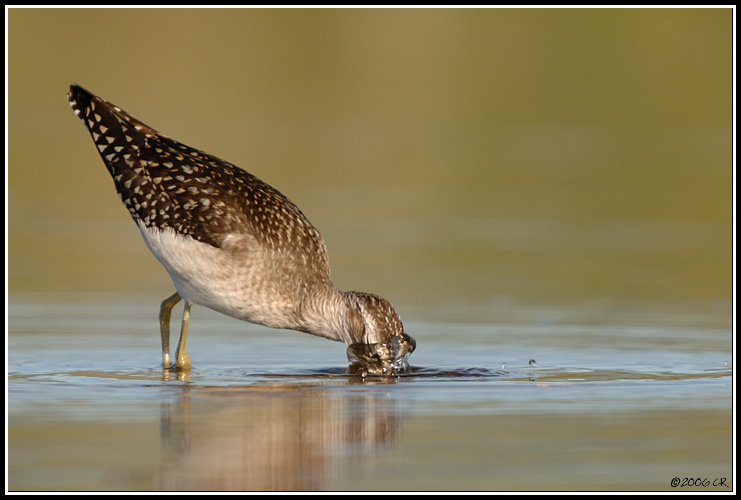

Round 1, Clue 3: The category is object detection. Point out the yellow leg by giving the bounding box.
[174,302,193,371]
[159,292,181,369]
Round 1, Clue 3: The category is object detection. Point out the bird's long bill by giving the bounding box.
[346,333,416,377]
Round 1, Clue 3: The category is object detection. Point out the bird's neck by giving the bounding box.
[297,286,364,345]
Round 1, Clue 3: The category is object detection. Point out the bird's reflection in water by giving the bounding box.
[156,380,402,491]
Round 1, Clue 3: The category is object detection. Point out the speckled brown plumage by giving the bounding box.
[68,85,415,375]
[68,86,324,253]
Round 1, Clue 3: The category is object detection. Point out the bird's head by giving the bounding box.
[342,291,416,376]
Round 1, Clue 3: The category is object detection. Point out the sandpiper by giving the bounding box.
[68,85,415,376]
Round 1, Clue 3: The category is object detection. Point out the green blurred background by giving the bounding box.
[7,8,733,323]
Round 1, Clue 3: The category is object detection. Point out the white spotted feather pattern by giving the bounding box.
[67,85,413,357]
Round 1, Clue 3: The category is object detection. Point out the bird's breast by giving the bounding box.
[137,222,304,330]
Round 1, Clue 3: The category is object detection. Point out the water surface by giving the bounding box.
[7,294,733,492]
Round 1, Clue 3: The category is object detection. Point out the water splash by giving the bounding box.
[346,332,416,376]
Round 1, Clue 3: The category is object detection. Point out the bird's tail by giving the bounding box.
[67,84,161,157]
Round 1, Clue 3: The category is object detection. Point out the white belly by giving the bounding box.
[136,222,300,330]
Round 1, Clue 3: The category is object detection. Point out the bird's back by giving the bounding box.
[68,85,326,255]
[68,85,334,329]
